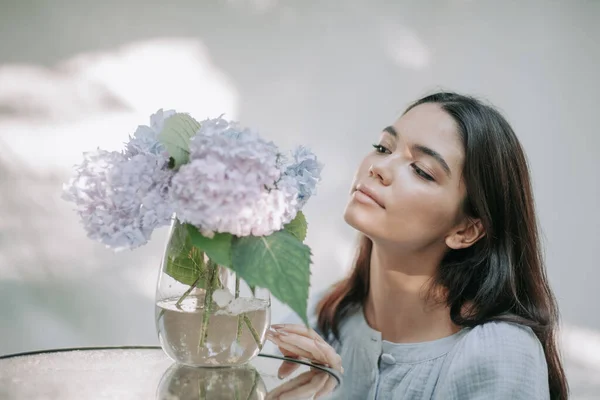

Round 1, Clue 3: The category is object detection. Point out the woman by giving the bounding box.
[266,92,569,399]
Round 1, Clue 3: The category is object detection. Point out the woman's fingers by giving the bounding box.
[276,331,340,371]
[315,375,338,399]
[315,340,343,372]
[266,370,331,400]
[271,324,326,343]
[266,370,316,400]
[276,341,299,359]
[272,331,329,365]
[271,324,341,370]
[277,332,329,362]
[279,371,329,400]
[267,329,343,373]
[277,360,301,379]
[266,331,315,360]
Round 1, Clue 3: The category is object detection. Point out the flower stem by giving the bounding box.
[199,380,206,398]
[198,260,218,349]
[175,275,201,308]
[246,370,259,400]
[235,275,243,344]
[233,275,261,348]
[234,380,241,400]
[244,314,262,349]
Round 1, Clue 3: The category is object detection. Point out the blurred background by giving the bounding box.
[0,0,598,397]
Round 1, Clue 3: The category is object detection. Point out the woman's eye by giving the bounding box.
[411,164,435,181]
[372,144,390,154]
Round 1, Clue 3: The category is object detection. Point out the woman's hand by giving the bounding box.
[266,324,343,374]
[266,366,337,400]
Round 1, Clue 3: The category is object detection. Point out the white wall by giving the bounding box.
[0,0,598,397]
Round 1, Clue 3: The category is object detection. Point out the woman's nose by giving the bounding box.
[368,162,392,186]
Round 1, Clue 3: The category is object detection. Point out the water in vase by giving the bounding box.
[156,293,270,366]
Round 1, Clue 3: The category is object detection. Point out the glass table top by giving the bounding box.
[0,346,342,399]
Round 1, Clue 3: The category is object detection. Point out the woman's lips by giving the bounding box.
[353,184,385,209]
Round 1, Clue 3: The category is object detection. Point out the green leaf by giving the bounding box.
[231,231,312,325]
[157,113,201,168]
[164,221,207,286]
[187,225,233,267]
[283,211,307,242]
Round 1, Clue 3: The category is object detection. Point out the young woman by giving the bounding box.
[266,92,569,399]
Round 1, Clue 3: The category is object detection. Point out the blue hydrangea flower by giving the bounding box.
[283,145,323,208]
[125,109,176,156]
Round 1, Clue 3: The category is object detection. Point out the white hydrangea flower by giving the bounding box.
[63,149,174,250]
[248,175,299,236]
[171,117,297,236]
[283,145,323,208]
[125,109,176,156]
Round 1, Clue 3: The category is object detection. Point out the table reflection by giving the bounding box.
[156,360,338,400]
[157,363,267,400]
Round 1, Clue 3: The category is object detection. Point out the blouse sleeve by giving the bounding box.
[439,322,550,400]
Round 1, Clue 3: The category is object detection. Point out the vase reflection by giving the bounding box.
[156,363,267,400]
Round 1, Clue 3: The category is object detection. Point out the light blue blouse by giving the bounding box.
[321,307,550,400]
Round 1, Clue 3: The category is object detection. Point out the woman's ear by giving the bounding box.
[445,217,486,250]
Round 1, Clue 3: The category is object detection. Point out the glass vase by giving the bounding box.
[155,219,271,367]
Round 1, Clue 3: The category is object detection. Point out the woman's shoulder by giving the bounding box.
[460,320,545,355]
[436,321,550,399]
[453,320,548,373]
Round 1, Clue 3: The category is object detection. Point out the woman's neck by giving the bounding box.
[364,242,460,343]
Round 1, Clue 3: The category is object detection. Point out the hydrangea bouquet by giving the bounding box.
[63,110,322,365]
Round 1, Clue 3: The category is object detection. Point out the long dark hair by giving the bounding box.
[317,92,568,399]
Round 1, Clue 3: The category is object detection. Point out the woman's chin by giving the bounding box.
[343,203,378,235]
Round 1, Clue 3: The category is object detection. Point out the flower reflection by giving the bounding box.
[156,363,267,400]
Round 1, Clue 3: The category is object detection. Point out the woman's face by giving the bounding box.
[344,103,468,251]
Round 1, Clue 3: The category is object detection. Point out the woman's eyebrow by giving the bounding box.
[382,125,452,178]
[383,125,398,137]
